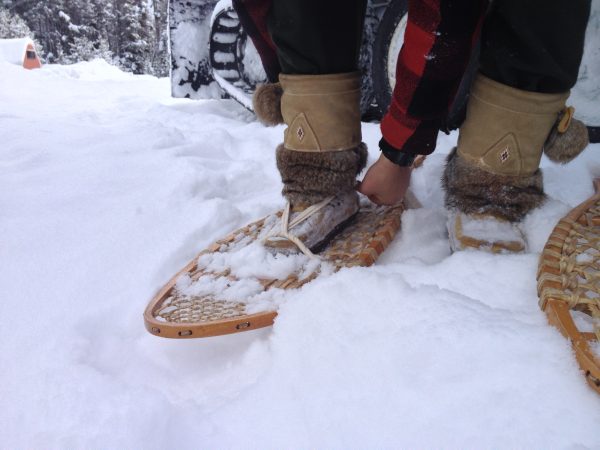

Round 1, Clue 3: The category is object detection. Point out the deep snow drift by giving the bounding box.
[2,60,600,448]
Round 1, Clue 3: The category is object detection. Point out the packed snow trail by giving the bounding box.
[1,60,600,448]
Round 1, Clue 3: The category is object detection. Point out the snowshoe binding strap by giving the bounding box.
[265,195,335,259]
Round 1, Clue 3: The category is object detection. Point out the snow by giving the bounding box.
[213,71,252,109]
[0,37,34,65]
[571,0,600,126]
[241,38,267,85]
[210,0,234,27]
[170,16,221,99]
[182,235,328,310]
[2,58,600,448]
[572,310,596,333]
[213,50,235,63]
[448,211,526,252]
[197,239,324,282]
[212,32,237,44]
[170,20,208,65]
[58,10,71,22]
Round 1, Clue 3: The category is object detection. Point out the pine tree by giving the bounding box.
[0,7,32,39]
[9,0,69,62]
[2,0,170,73]
[150,0,169,76]
[62,0,113,63]
[114,0,153,74]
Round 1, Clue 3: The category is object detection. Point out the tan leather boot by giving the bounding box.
[444,74,586,253]
[279,72,362,152]
[264,72,367,255]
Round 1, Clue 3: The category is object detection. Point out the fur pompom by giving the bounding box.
[252,83,283,126]
[276,144,368,205]
[544,116,589,164]
[443,148,545,222]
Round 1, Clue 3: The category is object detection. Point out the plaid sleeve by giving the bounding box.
[381,0,487,155]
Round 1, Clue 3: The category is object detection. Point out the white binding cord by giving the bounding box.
[266,195,335,259]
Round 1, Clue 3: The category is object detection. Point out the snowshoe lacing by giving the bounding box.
[265,195,335,259]
[538,203,600,342]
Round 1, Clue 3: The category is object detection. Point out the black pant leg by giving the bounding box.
[267,0,367,75]
[480,0,591,93]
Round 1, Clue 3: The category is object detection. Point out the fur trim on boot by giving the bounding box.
[544,108,589,164]
[443,148,544,222]
[253,83,283,126]
[276,143,368,205]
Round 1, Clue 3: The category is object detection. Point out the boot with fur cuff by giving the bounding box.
[457,74,568,177]
[280,72,362,152]
[276,143,368,206]
[445,73,573,253]
[264,72,367,255]
[264,190,360,254]
[264,143,368,254]
[443,148,544,253]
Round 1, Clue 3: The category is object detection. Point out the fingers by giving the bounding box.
[358,157,410,206]
[369,194,394,206]
[356,179,372,197]
[357,180,384,205]
[358,173,390,205]
[365,186,404,206]
[364,189,390,206]
[368,195,385,205]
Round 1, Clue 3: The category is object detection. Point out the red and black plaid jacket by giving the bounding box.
[234,0,487,156]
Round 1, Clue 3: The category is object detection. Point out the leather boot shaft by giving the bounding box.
[280,72,362,152]
[457,74,568,177]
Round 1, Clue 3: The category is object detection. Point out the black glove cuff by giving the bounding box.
[379,138,417,167]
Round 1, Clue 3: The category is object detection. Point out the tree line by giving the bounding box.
[0,0,169,76]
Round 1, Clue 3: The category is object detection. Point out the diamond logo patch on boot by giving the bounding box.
[481,133,522,176]
[286,113,320,151]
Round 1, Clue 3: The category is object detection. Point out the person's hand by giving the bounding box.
[357,154,412,205]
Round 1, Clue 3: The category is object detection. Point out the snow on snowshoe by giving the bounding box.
[144,198,404,338]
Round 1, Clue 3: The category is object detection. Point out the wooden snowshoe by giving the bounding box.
[449,212,527,253]
[144,200,404,339]
[537,179,600,394]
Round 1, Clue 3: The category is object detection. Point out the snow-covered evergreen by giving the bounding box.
[114,0,153,74]
[0,6,33,39]
[0,0,169,75]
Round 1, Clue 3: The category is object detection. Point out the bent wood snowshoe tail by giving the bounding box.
[144,201,403,339]
[537,179,600,394]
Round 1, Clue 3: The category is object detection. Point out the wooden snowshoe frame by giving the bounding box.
[537,179,600,394]
[144,203,403,339]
